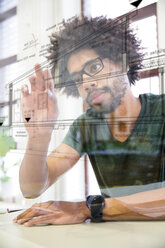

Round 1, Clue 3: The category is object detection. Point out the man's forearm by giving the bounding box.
[103,188,165,220]
[19,135,51,198]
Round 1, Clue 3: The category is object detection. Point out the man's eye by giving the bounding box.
[89,63,101,74]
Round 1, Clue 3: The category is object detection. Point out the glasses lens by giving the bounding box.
[84,58,103,76]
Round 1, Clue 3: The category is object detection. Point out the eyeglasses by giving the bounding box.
[70,57,104,88]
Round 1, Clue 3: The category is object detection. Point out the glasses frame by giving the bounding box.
[70,57,104,88]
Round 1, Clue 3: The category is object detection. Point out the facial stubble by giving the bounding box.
[86,76,128,114]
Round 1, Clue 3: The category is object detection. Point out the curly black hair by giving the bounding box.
[47,16,144,97]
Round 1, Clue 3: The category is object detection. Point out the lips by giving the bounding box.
[88,90,106,105]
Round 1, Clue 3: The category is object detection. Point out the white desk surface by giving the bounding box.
[0,212,165,248]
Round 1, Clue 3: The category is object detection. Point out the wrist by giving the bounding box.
[77,201,91,220]
[27,135,51,153]
[28,132,52,142]
[102,198,122,220]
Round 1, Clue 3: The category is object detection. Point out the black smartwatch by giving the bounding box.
[86,195,105,222]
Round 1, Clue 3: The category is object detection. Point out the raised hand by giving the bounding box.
[21,64,58,137]
[13,201,91,226]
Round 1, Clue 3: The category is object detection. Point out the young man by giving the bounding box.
[14,16,165,226]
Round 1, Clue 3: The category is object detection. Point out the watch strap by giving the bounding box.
[86,195,105,222]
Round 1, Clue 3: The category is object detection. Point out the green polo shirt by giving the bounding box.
[63,94,165,197]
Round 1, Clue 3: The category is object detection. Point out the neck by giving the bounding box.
[105,88,141,142]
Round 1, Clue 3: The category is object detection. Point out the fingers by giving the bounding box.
[16,217,33,225]
[21,84,29,97]
[13,208,36,222]
[13,205,41,222]
[23,214,57,227]
[13,208,51,225]
[13,202,57,223]
[29,75,36,91]
[43,69,54,93]
[14,208,61,226]
[35,64,45,91]
[19,213,83,227]
[28,64,54,92]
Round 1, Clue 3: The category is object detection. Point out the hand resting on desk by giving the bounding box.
[13,201,91,227]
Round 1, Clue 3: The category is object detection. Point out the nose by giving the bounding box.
[82,75,98,92]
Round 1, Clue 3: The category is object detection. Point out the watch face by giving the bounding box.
[92,196,104,205]
[87,195,104,210]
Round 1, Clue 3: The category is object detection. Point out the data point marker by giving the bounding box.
[25,117,31,122]
[130,0,143,8]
